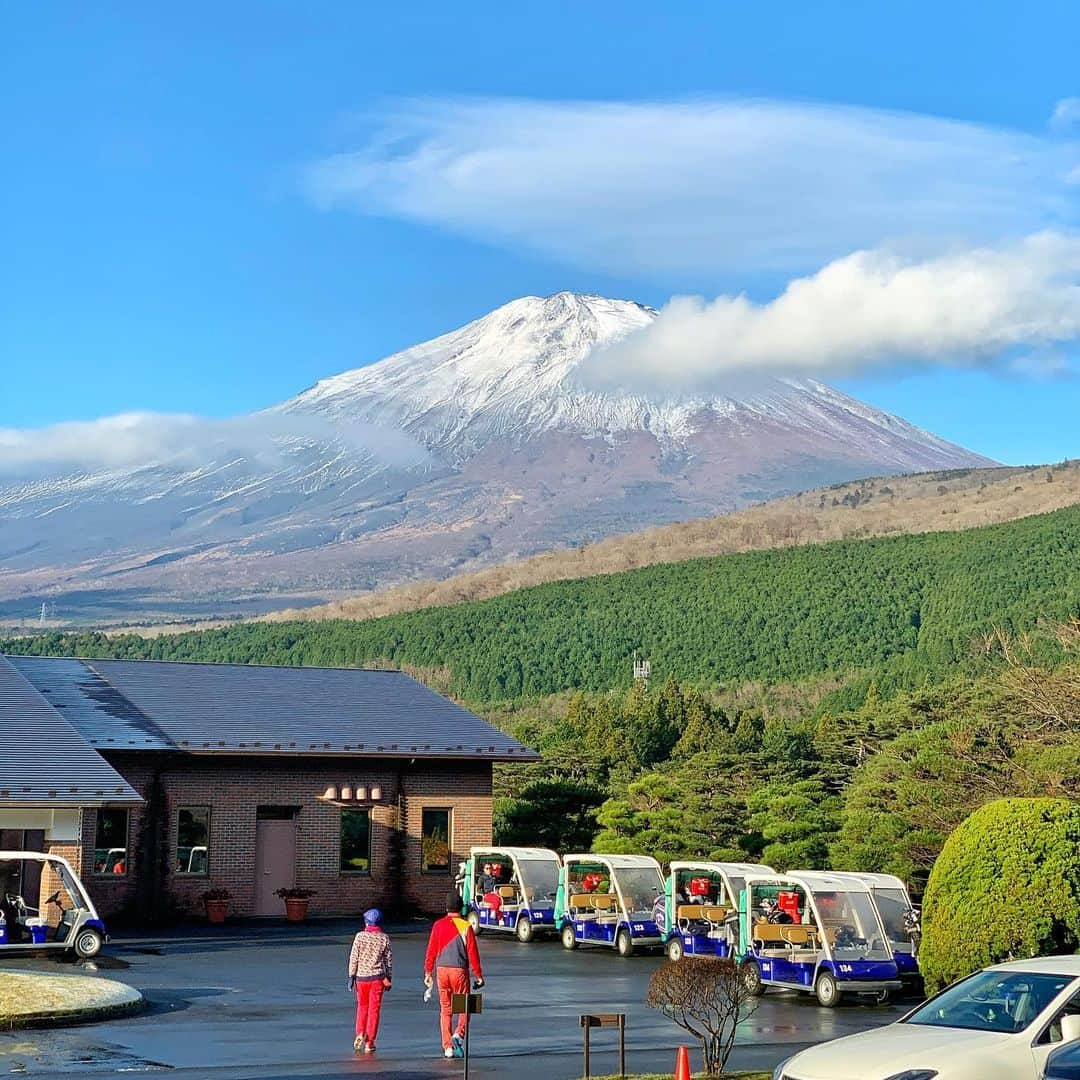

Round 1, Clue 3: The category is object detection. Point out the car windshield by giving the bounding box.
[873,887,914,953]
[614,867,663,914]
[813,889,891,959]
[517,859,559,901]
[906,971,1077,1033]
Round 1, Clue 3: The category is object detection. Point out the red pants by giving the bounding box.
[436,967,469,1049]
[354,980,385,1044]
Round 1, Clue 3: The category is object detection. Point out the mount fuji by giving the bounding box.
[0,292,992,626]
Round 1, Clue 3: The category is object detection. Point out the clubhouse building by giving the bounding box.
[0,654,536,920]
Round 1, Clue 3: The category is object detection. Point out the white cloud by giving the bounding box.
[1052,97,1080,132]
[0,411,429,478]
[576,233,1080,394]
[306,96,1078,275]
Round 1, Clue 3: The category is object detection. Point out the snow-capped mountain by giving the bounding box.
[284,291,974,472]
[0,292,993,626]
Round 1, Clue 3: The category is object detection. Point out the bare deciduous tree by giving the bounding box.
[645,958,759,1076]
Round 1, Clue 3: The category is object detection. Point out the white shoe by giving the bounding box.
[443,1047,455,1058]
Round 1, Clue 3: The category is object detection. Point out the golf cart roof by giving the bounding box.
[563,853,662,871]
[753,870,875,894]
[469,847,560,862]
[669,861,775,876]
[0,850,76,868]
[829,871,909,892]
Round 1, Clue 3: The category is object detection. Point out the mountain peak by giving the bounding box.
[284,292,990,469]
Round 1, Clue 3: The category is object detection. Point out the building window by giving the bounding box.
[421,808,451,875]
[176,807,210,875]
[92,809,129,876]
[340,809,371,874]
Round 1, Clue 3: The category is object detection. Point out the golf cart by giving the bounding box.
[661,861,775,962]
[555,853,665,956]
[738,871,901,1007]
[458,846,561,942]
[832,871,922,985]
[0,851,107,958]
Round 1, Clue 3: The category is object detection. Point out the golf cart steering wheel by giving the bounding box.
[45,890,63,908]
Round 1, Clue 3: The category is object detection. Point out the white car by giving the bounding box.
[773,956,1080,1080]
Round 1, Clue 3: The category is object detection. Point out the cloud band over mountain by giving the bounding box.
[0,412,429,478]
[577,233,1080,392]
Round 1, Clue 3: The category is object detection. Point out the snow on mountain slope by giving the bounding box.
[0,291,994,626]
[284,291,982,471]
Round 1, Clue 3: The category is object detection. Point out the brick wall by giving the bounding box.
[41,836,83,928]
[85,753,493,920]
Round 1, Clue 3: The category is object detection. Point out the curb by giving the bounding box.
[1,992,144,1030]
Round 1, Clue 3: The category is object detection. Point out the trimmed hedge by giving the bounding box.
[920,797,1080,992]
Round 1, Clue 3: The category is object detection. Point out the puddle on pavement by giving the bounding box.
[0,1033,169,1074]
[70,955,132,972]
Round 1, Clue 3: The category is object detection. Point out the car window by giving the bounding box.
[905,971,1077,1034]
[1037,988,1080,1045]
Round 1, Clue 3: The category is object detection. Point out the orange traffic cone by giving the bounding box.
[674,1045,691,1080]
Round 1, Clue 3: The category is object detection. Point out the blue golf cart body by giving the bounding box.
[459,847,561,942]
[661,860,774,962]
[831,871,922,985]
[738,871,901,1007]
[555,853,665,956]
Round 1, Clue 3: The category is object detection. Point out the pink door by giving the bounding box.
[254,819,296,916]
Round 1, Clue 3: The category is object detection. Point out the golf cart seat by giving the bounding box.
[676,904,728,924]
[570,893,600,918]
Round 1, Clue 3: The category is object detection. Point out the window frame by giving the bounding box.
[339,807,373,876]
[91,808,130,878]
[420,806,453,876]
[175,805,212,877]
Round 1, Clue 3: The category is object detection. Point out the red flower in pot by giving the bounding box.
[275,886,317,922]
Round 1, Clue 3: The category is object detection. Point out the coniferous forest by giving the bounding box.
[6,502,1080,892]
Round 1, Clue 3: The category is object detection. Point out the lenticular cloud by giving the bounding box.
[306,96,1079,275]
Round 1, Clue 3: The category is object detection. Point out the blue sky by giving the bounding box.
[3,2,1079,464]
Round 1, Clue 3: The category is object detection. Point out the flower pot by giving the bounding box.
[205,899,229,924]
[284,897,310,922]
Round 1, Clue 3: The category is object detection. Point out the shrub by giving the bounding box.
[645,958,759,1075]
[920,797,1080,992]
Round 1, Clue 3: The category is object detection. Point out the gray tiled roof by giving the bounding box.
[0,656,142,805]
[10,656,537,762]
[8,656,172,751]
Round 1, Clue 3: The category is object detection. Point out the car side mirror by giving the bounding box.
[1061,1014,1080,1043]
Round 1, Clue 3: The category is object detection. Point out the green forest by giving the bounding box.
[6,503,1080,892]
[7,503,1080,706]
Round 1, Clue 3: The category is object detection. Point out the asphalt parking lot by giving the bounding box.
[0,921,907,1079]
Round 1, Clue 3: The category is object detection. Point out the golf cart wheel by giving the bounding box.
[74,927,103,959]
[666,937,685,962]
[616,929,634,958]
[741,959,766,996]
[873,988,892,1005]
[515,915,534,943]
[466,909,481,935]
[815,970,842,1008]
[560,924,578,950]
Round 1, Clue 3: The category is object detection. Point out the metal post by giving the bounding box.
[583,1023,591,1078]
[463,1011,470,1080]
[618,1013,625,1077]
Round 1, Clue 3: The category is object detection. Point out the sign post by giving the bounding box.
[451,992,483,1080]
[579,1013,626,1078]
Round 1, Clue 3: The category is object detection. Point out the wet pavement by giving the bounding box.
[0,921,907,1078]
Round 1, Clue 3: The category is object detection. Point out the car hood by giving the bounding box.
[781,1023,1019,1079]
